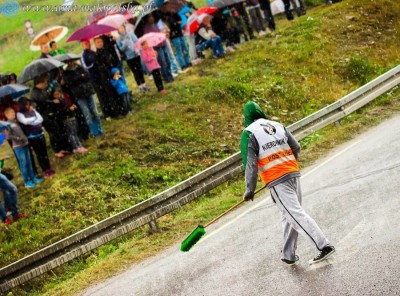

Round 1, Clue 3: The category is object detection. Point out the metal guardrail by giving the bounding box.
[1,65,400,293]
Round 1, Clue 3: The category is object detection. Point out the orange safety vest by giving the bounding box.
[246,119,300,185]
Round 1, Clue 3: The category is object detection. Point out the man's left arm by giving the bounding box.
[285,127,301,161]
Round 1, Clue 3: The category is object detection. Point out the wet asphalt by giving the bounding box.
[82,115,400,296]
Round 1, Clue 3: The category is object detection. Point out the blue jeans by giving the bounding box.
[155,46,174,83]
[14,145,35,184]
[77,95,104,137]
[0,173,18,222]
[171,36,191,68]
[166,40,180,73]
[197,36,225,57]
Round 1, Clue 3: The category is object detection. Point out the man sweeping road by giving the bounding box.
[240,101,335,265]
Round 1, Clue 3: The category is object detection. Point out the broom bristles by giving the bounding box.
[180,226,206,252]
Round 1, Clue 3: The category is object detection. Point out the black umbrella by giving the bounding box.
[0,84,30,101]
[134,0,159,36]
[161,0,186,13]
[18,59,65,83]
[121,1,141,10]
[51,53,81,63]
[208,0,245,9]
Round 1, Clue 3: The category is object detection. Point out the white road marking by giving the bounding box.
[197,141,361,246]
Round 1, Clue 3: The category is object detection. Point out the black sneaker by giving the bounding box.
[309,246,335,264]
[281,255,299,265]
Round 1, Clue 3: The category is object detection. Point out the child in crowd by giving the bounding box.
[110,68,133,116]
[51,87,88,154]
[0,129,27,225]
[4,108,43,188]
[16,97,55,178]
[140,40,167,94]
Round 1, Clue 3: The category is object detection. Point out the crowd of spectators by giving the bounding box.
[0,0,340,225]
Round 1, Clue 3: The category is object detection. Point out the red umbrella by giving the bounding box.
[196,7,218,15]
[66,24,117,42]
[183,7,218,35]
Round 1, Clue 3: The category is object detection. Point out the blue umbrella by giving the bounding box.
[0,84,30,101]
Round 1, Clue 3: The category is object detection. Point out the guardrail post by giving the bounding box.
[148,220,161,234]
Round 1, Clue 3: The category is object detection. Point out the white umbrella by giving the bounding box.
[97,14,127,29]
[30,25,68,51]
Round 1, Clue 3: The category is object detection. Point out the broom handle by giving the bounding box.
[204,185,267,228]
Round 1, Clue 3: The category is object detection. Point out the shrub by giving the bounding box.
[343,55,376,84]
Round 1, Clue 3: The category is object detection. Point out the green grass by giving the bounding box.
[0,0,400,294]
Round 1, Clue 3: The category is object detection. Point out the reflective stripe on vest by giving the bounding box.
[246,119,299,185]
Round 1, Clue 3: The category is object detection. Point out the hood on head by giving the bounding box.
[243,101,267,127]
[111,68,120,75]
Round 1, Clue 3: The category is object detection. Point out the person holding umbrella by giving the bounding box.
[142,14,174,83]
[17,97,55,179]
[39,43,52,59]
[259,0,275,32]
[211,10,240,51]
[164,10,192,71]
[80,39,104,107]
[0,125,27,225]
[62,57,104,137]
[49,41,67,56]
[195,16,225,58]
[140,40,167,94]
[30,73,71,159]
[93,36,123,119]
[232,2,255,40]
[246,0,267,36]
[3,107,44,188]
[116,24,150,93]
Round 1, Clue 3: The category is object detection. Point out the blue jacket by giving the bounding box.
[110,68,128,95]
[116,32,139,60]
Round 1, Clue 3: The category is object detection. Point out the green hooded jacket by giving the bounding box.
[240,101,267,167]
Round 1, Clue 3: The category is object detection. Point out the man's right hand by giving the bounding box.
[243,190,254,201]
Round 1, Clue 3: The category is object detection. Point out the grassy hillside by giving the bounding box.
[0,0,400,294]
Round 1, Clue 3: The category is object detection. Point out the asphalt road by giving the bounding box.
[82,115,400,296]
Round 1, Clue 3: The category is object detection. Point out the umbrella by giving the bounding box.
[0,84,30,101]
[183,7,218,35]
[121,1,141,9]
[120,1,142,18]
[30,26,68,51]
[208,0,245,9]
[97,14,127,29]
[66,24,117,42]
[197,7,219,14]
[51,53,81,63]
[133,0,159,35]
[87,7,127,24]
[161,0,186,13]
[18,59,64,83]
[178,5,192,28]
[134,32,166,51]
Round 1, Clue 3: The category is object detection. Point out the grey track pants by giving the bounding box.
[270,177,331,261]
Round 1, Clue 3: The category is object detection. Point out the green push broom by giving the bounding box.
[180,185,267,252]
